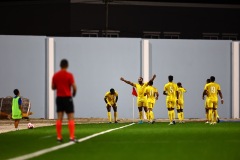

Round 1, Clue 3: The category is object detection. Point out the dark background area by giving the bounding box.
[0,0,239,39]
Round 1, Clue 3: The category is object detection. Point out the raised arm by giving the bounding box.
[146,74,156,85]
[120,77,136,87]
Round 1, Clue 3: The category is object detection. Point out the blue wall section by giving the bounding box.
[0,36,232,119]
[150,39,231,118]
[0,35,46,118]
[54,37,141,118]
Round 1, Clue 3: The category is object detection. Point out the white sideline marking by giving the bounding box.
[9,123,135,160]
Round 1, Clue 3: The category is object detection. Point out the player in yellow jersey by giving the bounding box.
[145,81,159,124]
[202,79,210,123]
[104,88,118,123]
[120,74,156,124]
[163,75,178,125]
[203,76,224,125]
[177,82,186,123]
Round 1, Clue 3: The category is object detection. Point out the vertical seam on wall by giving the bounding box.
[142,39,150,82]
[46,38,55,119]
[232,41,240,118]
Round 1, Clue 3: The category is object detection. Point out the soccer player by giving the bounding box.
[163,75,178,125]
[203,76,224,125]
[202,79,210,123]
[145,81,159,124]
[120,74,156,124]
[52,59,77,142]
[104,88,118,123]
[177,82,186,123]
[12,89,23,131]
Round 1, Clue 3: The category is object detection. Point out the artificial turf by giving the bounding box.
[1,122,240,160]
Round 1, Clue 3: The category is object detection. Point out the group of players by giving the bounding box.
[104,74,224,125]
[50,59,224,142]
[202,76,224,125]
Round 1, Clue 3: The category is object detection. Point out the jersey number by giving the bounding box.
[210,86,216,93]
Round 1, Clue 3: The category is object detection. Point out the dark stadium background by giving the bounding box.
[0,0,239,39]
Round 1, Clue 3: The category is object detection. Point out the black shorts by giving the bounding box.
[56,97,74,113]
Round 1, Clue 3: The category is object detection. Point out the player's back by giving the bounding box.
[146,86,156,102]
[178,87,186,101]
[164,82,177,99]
[205,82,220,100]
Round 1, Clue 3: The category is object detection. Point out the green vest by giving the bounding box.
[12,97,22,119]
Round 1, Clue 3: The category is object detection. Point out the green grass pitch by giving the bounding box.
[1,122,240,160]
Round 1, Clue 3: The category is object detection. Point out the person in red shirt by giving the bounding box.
[52,59,77,143]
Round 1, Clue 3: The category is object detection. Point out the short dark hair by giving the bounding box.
[177,82,182,87]
[210,76,215,82]
[60,59,68,68]
[168,75,173,82]
[110,88,115,93]
[207,79,210,83]
[13,89,19,96]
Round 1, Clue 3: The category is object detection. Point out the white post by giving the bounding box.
[141,40,150,120]
[232,42,239,118]
[47,38,55,119]
[132,97,134,123]
[142,39,150,82]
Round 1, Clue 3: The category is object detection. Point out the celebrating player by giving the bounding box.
[145,81,159,124]
[120,74,156,124]
[203,76,224,125]
[163,75,178,125]
[177,82,186,123]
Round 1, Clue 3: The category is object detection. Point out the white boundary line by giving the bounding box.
[9,123,135,160]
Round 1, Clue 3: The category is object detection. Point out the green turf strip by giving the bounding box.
[2,122,240,160]
[0,123,126,159]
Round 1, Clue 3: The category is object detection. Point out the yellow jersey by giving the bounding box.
[164,82,178,101]
[204,82,221,101]
[104,91,118,105]
[135,83,148,101]
[145,86,158,103]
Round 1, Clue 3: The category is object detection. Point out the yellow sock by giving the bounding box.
[146,111,149,121]
[139,112,143,120]
[208,109,213,123]
[216,110,219,118]
[213,110,217,122]
[181,112,184,121]
[168,111,172,122]
[150,111,154,121]
[114,112,118,122]
[151,111,154,119]
[107,112,111,122]
[172,110,175,121]
[178,113,181,121]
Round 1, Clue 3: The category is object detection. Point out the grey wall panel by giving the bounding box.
[54,37,141,118]
[150,39,231,119]
[0,35,46,118]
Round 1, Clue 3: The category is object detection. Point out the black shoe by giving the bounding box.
[173,121,176,124]
[69,138,78,143]
[151,121,155,124]
[57,138,63,143]
[217,118,220,123]
[115,121,118,123]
